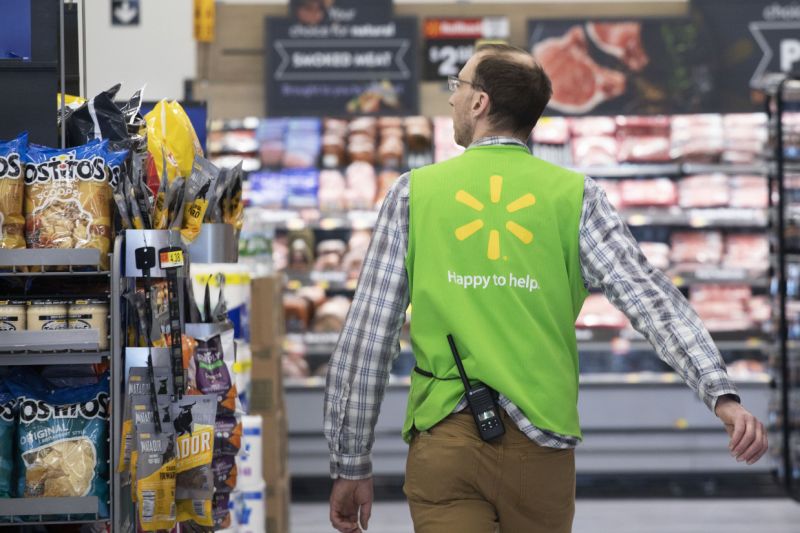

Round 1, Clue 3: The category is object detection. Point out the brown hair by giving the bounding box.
[473,43,552,137]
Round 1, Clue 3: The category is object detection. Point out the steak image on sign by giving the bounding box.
[533,25,626,114]
[527,9,765,116]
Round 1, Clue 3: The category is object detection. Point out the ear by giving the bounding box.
[471,91,490,119]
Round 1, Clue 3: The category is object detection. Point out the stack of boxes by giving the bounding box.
[249,274,290,533]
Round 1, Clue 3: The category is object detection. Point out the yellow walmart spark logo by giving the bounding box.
[454,175,536,260]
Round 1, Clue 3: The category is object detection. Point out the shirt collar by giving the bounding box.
[468,136,530,151]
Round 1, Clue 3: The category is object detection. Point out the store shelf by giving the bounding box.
[0,248,104,270]
[285,332,341,355]
[670,269,769,288]
[0,496,102,523]
[0,352,108,366]
[0,329,102,353]
[681,163,768,175]
[575,327,769,346]
[622,207,767,228]
[570,164,681,178]
[285,270,357,292]
[255,208,380,230]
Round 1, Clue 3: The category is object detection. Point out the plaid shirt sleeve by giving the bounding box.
[323,173,411,480]
[579,177,740,412]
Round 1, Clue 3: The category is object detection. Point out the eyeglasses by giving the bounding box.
[448,75,483,93]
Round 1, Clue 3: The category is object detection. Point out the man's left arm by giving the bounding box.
[578,177,768,465]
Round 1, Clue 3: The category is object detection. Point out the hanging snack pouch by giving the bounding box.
[0,133,27,249]
[211,455,237,492]
[214,416,242,457]
[132,394,173,428]
[145,100,204,183]
[168,177,186,231]
[171,394,216,526]
[223,162,244,231]
[0,388,15,498]
[136,423,177,532]
[181,157,219,244]
[24,141,126,269]
[119,366,173,474]
[187,327,240,416]
[10,374,109,516]
[153,153,170,230]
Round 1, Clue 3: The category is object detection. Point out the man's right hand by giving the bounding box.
[330,477,374,532]
[715,395,769,465]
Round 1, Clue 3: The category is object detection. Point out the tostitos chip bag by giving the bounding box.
[24,140,127,268]
[0,133,27,249]
[10,374,110,517]
[0,386,15,499]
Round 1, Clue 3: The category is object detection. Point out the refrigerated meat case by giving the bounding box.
[222,114,776,495]
[767,74,800,502]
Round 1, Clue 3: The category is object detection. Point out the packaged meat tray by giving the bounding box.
[569,117,617,138]
[729,176,768,208]
[723,234,768,272]
[532,117,570,145]
[572,136,618,167]
[615,115,671,137]
[678,175,730,208]
[575,294,629,329]
[617,136,672,163]
[619,179,677,207]
[689,284,753,332]
[669,231,723,266]
[638,242,670,271]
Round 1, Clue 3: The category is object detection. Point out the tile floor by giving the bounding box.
[291,498,800,532]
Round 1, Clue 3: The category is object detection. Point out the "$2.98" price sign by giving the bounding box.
[423,17,509,81]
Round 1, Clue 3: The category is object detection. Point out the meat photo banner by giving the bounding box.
[265,16,418,116]
[528,0,800,115]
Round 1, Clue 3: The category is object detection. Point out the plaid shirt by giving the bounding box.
[323,137,739,479]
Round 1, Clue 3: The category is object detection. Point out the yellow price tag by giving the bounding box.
[159,249,185,269]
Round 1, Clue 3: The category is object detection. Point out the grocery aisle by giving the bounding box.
[291,499,800,533]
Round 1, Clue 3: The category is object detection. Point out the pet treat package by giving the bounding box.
[171,394,216,526]
[136,423,177,532]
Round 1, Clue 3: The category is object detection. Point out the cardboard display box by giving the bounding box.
[261,408,289,483]
[266,472,291,533]
[250,274,285,354]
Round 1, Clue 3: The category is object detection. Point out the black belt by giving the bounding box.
[413,366,461,381]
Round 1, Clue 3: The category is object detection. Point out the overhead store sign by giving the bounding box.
[423,17,509,80]
[527,0,800,116]
[265,16,418,116]
[111,0,140,26]
[290,0,393,24]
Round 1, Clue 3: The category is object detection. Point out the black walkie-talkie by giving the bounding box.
[447,334,505,442]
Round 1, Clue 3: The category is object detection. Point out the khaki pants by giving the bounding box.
[403,410,575,533]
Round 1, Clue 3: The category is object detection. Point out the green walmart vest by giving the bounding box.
[403,143,588,442]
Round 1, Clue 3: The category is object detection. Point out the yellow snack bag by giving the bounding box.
[145,100,203,182]
[180,157,218,245]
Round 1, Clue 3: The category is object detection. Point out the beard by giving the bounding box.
[453,116,474,148]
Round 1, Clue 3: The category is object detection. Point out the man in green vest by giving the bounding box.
[324,44,768,533]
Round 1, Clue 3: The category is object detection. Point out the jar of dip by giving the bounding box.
[0,300,27,331]
[68,299,109,350]
[27,300,68,331]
